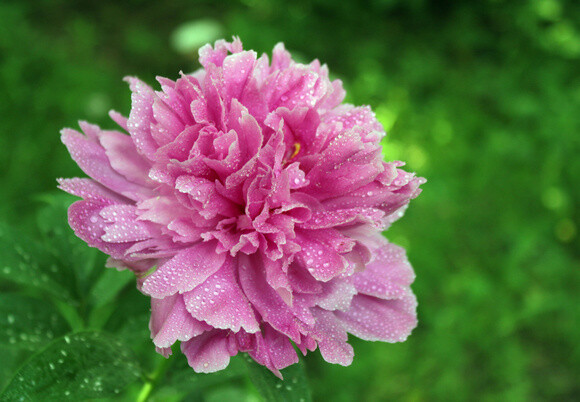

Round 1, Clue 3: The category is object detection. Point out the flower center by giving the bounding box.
[289,142,301,160]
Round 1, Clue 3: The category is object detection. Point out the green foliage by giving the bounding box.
[0,332,141,401]
[244,355,312,402]
[0,0,578,400]
[0,223,73,302]
[0,294,68,350]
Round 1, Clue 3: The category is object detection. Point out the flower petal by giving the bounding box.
[142,241,226,298]
[183,257,260,333]
[336,293,418,343]
[150,294,210,348]
[98,129,153,187]
[125,77,160,160]
[61,126,145,200]
[311,308,353,366]
[352,242,415,300]
[181,330,237,373]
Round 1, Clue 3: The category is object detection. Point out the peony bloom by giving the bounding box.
[59,38,425,377]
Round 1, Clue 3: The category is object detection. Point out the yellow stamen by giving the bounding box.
[290,142,301,160]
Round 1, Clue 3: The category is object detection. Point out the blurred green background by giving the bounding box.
[0,0,578,400]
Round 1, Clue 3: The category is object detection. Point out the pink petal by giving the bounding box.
[57,178,128,203]
[222,51,257,103]
[108,110,128,131]
[61,127,145,200]
[249,325,299,378]
[295,234,349,282]
[313,279,357,312]
[238,256,303,342]
[150,294,210,348]
[311,308,353,366]
[352,242,415,300]
[142,241,226,298]
[181,330,237,373]
[300,208,384,230]
[98,129,153,187]
[125,77,160,160]
[183,257,260,333]
[336,293,418,343]
[100,204,153,243]
[68,200,132,259]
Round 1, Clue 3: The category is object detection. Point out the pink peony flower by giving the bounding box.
[59,38,425,377]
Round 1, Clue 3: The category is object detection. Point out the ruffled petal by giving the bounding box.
[336,292,418,343]
[150,294,211,348]
[311,308,353,366]
[125,77,160,160]
[181,330,237,373]
[142,241,226,298]
[61,125,145,200]
[352,241,415,300]
[183,257,260,333]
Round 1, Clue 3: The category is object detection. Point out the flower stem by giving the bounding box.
[52,299,85,332]
[136,355,174,402]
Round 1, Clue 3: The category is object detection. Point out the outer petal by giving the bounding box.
[295,233,349,282]
[181,330,237,373]
[336,292,418,343]
[57,178,128,203]
[300,207,384,230]
[322,104,385,143]
[311,308,353,366]
[100,204,153,243]
[238,256,303,343]
[142,241,226,298]
[182,257,260,333]
[246,325,299,379]
[312,279,357,312]
[352,242,415,300]
[303,128,383,199]
[68,200,132,259]
[150,294,211,348]
[61,127,145,199]
[222,51,258,103]
[99,129,153,187]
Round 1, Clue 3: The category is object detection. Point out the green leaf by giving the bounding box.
[0,346,27,392]
[0,223,72,301]
[89,267,134,308]
[161,354,246,396]
[0,332,142,401]
[244,356,312,402]
[205,386,248,402]
[0,293,69,350]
